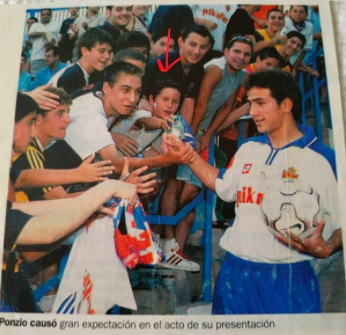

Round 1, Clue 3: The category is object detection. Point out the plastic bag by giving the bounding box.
[109,198,165,269]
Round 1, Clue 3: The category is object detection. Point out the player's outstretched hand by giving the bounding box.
[111,133,139,157]
[161,133,197,165]
[274,221,330,258]
[24,83,60,110]
[78,154,115,182]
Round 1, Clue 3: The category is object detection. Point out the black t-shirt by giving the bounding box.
[142,50,204,100]
[148,5,194,42]
[224,9,255,47]
[11,139,83,201]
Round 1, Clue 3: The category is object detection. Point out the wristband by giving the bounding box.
[121,172,130,182]
[275,36,280,44]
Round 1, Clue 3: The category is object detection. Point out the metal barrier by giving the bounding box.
[298,48,331,141]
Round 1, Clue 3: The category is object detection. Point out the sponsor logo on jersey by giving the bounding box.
[236,186,264,207]
[282,167,298,180]
[202,9,229,23]
[242,163,252,174]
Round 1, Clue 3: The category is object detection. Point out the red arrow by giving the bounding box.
[157,29,183,72]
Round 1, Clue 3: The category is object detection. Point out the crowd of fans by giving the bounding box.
[5,4,327,313]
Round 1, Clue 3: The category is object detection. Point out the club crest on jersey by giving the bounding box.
[282,167,298,180]
[242,163,252,174]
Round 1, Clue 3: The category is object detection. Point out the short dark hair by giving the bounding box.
[15,93,38,123]
[27,16,38,23]
[152,29,175,44]
[104,61,143,87]
[287,31,306,48]
[244,70,302,121]
[41,8,52,15]
[152,79,182,100]
[45,45,60,57]
[290,5,309,14]
[113,49,146,64]
[37,87,72,116]
[266,8,284,19]
[257,47,282,63]
[181,24,213,46]
[225,34,253,53]
[78,28,113,59]
[117,31,150,56]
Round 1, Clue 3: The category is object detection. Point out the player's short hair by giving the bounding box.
[15,93,38,123]
[266,8,284,19]
[45,45,60,57]
[106,5,133,12]
[287,31,306,48]
[104,61,143,87]
[290,5,309,13]
[37,87,72,116]
[78,28,113,59]
[181,24,213,47]
[225,34,253,53]
[117,31,150,56]
[244,70,302,121]
[113,49,147,64]
[152,79,182,101]
[257,47,282,63]
[152,29,175,44]
[41,8,52,15]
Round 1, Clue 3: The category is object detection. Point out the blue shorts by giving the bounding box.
[176,164,202,188]
[212,252,321,314]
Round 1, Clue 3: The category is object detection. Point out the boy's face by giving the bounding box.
[283,37,304,56]
[224,41,251,74]
[266,11,284,32]
[248,87,291,136]
[108,6,133,29]
[255,56,280,71]
[36,105,71,144]
[103,73,142,118]
[150,88,181,121]
[81,43,112,72]
[178,33,210,66]
[290,6,308,23]
[13,112,36,153]
[151,36,175,58]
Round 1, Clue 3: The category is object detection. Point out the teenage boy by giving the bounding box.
[31,46,66,90]
[149,29,176,61]
[142,24,212,125]
[163,70,342,314]
[50,28,113,94]
[257,8,285,42]
[69,7,108,62]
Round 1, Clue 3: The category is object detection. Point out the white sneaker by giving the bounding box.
[158,239,200,272]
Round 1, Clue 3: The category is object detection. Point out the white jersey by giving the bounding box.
[64,88,114,160]
[215,125,340,263]
[190,5,236,51]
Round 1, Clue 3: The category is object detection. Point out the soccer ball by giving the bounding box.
[260,179,323,238]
